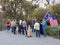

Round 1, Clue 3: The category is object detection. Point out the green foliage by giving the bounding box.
[51,4,60,24]
[0,0,60,24]
[1,0,35,20]
[32,8,48,21]
[47,25,60,39]
[22,1,34,10]
[52,4,60,14]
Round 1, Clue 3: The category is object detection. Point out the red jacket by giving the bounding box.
[6,21,11,26]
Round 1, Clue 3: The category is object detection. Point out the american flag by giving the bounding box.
[50,15,58,27]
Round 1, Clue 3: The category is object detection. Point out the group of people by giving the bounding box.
[6,19,47,37]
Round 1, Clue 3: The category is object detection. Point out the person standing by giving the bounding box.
[22,20,27,36]
[18,20,22,34]
[41,19,47,37]
[13,19,17,34]
[31,21,34,32]
[27,21,32,37]
[34,21,40,37]
[40,19,43,34]
[11,19,14,32]
[6,19,11,31]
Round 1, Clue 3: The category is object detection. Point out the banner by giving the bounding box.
[44,11,51,20]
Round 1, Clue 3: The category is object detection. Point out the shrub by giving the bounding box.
[46,25,60,39]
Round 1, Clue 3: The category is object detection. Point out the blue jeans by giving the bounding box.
[13,27,16,34]
[43,28,46,36]
[32,26,34,32]
[22,27,27,36]
[7,26,10,30]
[11,26,14,32]
[36,30,40,37]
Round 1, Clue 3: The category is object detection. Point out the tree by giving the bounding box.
[31,7,48,21]
[52,4,60,24]
[0,0,35,20]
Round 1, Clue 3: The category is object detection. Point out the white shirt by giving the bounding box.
[34,22,40,30]
[19,20,22,25]
[22,20,27,27]
[13,20,17,27]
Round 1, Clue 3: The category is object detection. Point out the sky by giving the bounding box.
[0,5,2,8]
[26,0,60,8]
[0,0,60,9]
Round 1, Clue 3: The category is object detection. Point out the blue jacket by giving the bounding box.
[42,21,46,29]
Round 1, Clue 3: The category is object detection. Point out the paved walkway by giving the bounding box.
[0,31,60,45]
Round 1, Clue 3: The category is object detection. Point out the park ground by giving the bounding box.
[0,30,60,45]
